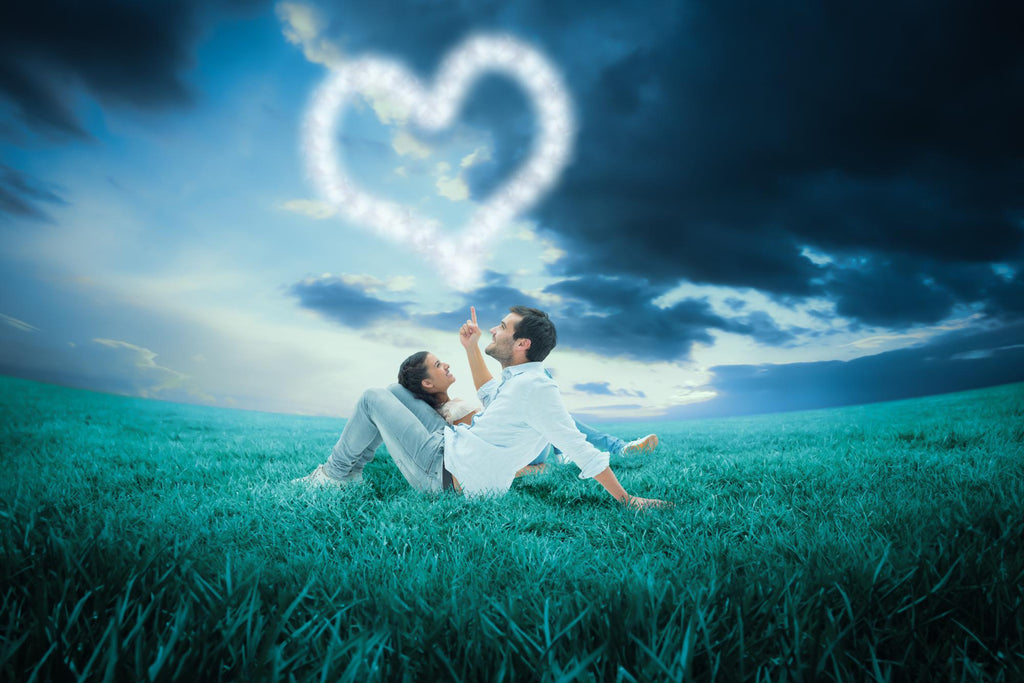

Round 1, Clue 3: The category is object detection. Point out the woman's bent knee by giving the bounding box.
[359,387,390,409]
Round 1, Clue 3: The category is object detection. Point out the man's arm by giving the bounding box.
[459,306,493,390]
[593,467,668,509]
[527,382,670,509]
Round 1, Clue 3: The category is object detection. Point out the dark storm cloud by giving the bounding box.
[537,1,1024,326]
[291,271,796,362]
[542,275,795,360]
[312,0,1024,328]
[824,256,958,328]
[821,256,1024,328]
[542,276,719,358]
[414,271,544,332]
[984,267,1024,318]
[0,0,267,139]
[288,277,410,327]
[667,321,1024,419]
[0,165,66,221]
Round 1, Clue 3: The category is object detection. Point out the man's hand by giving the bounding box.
[460,306,494,390]
[459,306,482,349]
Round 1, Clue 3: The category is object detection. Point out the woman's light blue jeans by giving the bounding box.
[324,384,447,492]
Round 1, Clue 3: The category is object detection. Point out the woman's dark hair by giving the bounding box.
[398,351,442,409]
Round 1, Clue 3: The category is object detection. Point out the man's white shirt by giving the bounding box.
[443,362,610,495]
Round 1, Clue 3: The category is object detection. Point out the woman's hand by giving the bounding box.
[459,306,482,349]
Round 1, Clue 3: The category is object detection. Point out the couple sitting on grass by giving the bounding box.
[295,305,668,509]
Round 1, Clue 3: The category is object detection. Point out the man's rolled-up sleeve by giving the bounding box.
[525,382,609,479]
[477,378,500,408]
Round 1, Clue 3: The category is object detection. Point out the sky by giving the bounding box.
[1,0,1022,421]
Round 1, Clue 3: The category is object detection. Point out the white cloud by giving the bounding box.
[338,273,416,292]
[541,245,566,264]
[302,33,577,290]
[434,161,469,201]
[1,313,38,332]
[279,199,337,219]
[800,245,834,266]
[517,288,566,308]
[93,338,177,373]
[436,174,469,201]
[356,89,412,126]
[460,145,492,168]
[392,130,432,159]
[91,338,198,399]
[992,263,1016,282]
[507,223,565,263]
[512,227,536,241]
[385,276,416,292]
[840,313,983,351]
[275,2,344,69]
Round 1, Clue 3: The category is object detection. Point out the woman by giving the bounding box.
[397,351,477,425]
[396,351,659,471]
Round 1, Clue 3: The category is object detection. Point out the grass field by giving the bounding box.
[2,375,1023,681]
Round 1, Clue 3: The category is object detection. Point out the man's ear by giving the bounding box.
[517,338,532,351]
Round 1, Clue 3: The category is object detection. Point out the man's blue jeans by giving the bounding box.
[324,384,447,492]
[528,419,627,466]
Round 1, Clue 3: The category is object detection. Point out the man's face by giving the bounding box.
[485,313,522,365]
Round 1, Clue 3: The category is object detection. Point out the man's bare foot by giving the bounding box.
[625,496,672,510]
[621,434,659,455]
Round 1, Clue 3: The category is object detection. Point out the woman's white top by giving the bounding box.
[437,398,477,424]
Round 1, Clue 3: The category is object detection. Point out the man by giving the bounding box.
[297,306,667,509]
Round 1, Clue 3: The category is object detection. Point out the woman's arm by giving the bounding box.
[450,410,477,426]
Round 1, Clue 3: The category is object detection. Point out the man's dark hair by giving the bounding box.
[509,306,557,362]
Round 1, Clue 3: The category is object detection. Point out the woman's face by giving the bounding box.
[421,353,455,393]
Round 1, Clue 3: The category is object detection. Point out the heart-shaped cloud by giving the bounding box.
[303,33,576,290]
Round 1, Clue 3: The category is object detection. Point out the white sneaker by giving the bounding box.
[621,434,659,455]
[291,464,361,487]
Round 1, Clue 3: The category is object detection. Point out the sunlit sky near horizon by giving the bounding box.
[1,1,1022,421]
